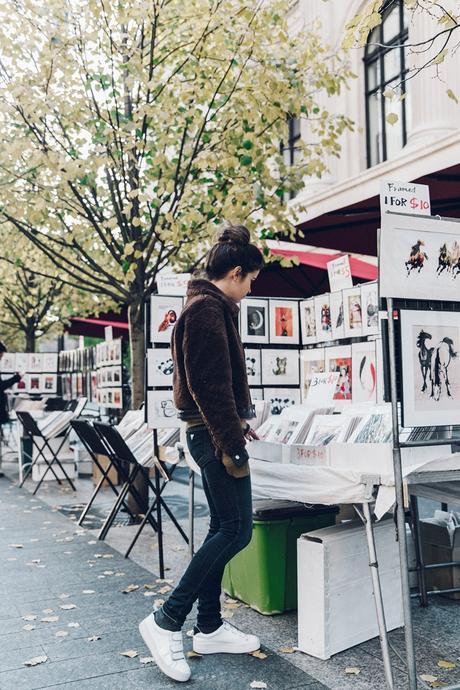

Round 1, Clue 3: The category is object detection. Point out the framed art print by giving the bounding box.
[361,282,379,336]
[0,352,16,373]
[42,353,58,372]
[147,348,174,387]
[249,387,264,401]
[330,290,345,340]
[351,341,377,404]
[299,298,317,345]
[261,349,299,386]
[147,390,179,428]
[150,295,183,344]
[399,309,460,427]
[314,294,332,343]
[240,298,269,344]
[27,373,41,393]
[28,353,43,373]
[300,348,325,401]
[244,348,262,386]
[41,373,58,394]
[15,353,28,373]
[342,287,363,338]
[268,300,299,345]
[263,388,301,415]
[325,345,352,401]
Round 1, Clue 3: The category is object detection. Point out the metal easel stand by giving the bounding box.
[387,297,418,690]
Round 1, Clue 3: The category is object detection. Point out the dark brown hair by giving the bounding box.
[205,224,264,280]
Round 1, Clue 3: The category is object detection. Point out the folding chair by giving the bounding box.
[70,419,139,527]
[93,422,159,541]
[17,411,77,494]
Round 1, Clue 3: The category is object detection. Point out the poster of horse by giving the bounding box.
[380,213,460,301]
[400,309,460,427]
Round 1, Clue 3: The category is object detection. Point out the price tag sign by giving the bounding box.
[306,371,339,405]
[157,271,191,296]
[380,181,431,216]
[327,255,353,292]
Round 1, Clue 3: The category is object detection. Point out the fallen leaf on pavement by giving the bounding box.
[122,584,140,593]
[82,590,95,595]
[156,578,173,584]
[144,584,156,590]
[186,629,194,637]
[87,635,101,642]
[120,650,138,658]
[250,682,267,689]
[55,631,69,638]
[24,655,48,667]
[68,623,80,628]
[222,610,234,619]
[102,554,113,558]
[157,586,171,595]
[60,604,77,610]
[23,624,35,631]
[437,660,456,669]
[420,675,439,683]
[153,598,165,608]
[278,646,295,654]
[250,650,268,659]
[42,608,54,614]
[22,615,37,621]
[58,594,70,599]
[224,602,240,609]
[345,667,361,675]
[187,651,202,658]
[140,657,155,665]
[144,592,156,597]
[41,616,59,623]
[9,544,23,548]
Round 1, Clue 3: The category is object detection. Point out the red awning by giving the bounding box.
[269,248,378,281]
[70,317,129,330]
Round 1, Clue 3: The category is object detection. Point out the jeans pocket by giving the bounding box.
[186,427,216,469]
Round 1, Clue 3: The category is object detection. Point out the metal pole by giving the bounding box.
[362,502,394,690]
[387,298,418,690]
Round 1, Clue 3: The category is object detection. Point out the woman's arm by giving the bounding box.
[183,304,248,466]
[0,373,21,393]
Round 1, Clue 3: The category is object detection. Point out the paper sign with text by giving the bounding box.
[104,326,113,342]
[327,255,353,292]
[380,181,430,216]
[306,371,340,405]
[157,272,191,296]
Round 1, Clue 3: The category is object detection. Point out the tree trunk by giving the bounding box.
[25,325,36,353]
[127,299,148,516]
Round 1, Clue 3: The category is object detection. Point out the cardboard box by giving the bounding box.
[92,453,118,487]
[297,518,403,659]
[420,519,460,600]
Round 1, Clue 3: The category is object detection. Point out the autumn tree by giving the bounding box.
[0,232,102,352]
[343,0,460,117]
[0,0,354,405]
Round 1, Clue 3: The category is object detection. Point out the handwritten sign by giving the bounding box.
[327,255,352,292]
[306,371,339,405]
[157,271,191,296]
[380,180,431,216]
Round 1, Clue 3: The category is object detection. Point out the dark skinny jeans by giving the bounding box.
[155,425,252,633]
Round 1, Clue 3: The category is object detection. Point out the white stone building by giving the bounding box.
[282,0,460,262]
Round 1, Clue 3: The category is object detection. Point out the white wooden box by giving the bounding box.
[297,519,403,659]
[32,461,77,482]
[32,437,74,463]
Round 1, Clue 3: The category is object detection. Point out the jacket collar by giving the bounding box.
[186,278,240,317]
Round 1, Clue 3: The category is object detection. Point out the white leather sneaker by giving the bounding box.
[193,620,260,654]
[139,613,191,682]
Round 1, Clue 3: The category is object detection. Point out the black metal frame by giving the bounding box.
[364,0,408,167]
[17,411,76,495]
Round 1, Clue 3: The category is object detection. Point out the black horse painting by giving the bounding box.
[416,329,457,400]
[416,330,433,392]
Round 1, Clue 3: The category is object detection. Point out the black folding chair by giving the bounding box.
[93,422,159,541]
[70,419,138,527]
[17,411,76,495]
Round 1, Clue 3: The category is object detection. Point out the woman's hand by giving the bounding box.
[244,426,259,442]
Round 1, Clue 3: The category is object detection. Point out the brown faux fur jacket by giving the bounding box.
[171,279,255,463]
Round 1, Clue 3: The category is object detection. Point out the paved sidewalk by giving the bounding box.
[0,478,326,690]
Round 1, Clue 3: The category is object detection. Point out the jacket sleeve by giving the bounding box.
[0,373,20,392]
[183,303,248,463]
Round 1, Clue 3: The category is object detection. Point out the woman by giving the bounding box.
[139,225,264,682]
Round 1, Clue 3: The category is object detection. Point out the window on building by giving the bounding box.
[281,115,301,199]
[364,0,408,168]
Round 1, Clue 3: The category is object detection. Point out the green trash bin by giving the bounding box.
[222,500,339,615]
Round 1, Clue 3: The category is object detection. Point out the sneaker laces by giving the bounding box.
[170,631,185,661]
[222,620,249,639]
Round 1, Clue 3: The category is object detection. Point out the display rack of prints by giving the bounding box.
[150,295,184,344]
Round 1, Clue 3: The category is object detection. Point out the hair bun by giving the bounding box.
[218,224,250,246]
